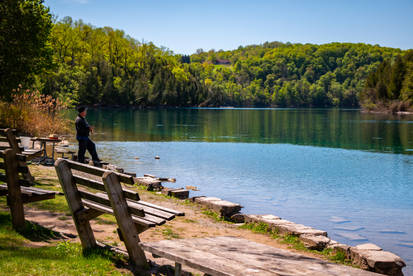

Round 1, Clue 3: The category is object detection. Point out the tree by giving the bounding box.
[0,0,53,100]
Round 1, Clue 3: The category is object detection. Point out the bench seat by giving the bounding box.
[0,184,56,203]
[142,236,379,276]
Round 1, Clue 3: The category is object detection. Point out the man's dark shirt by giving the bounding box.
[75,115,90,138]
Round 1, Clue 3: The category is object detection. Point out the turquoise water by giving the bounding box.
[79,108,413,274]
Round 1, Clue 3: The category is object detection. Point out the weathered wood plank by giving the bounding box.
[73,174,140,201]
[81,199,156,228]
[55,159,97,249]
[141,240,245,276]
[94,193,167,224]
[138,200,185,216]
[66,159,134,184]
[20,186,56,196]
[94,192,174,221]
[103,171,147,268]
[22,192,55,203]
[143,237,379,276]
[4,149,25,230]
[78,189,145,218]
[0,137,9,143]
[75,207,104,222]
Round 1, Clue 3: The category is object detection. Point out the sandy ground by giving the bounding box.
[11,165,331,275]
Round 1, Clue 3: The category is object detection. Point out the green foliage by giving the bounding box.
[361,50,413,112]
[0,0,53,100]
[29,16,407,108]
[201,209,226,222]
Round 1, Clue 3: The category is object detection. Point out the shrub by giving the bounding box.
[0,86,70,136]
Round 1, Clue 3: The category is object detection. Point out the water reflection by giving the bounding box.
[68,108,413,154]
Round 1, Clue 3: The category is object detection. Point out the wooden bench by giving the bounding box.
[0,128,43,160]
[55,147,76,160]
[0,149,56,230]
[0,128,42,183]
[54,158,184,269]
[142,236,378,276]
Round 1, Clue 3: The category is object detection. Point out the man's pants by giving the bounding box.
[77,138,99,163]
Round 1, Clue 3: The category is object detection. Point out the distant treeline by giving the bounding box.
[9,16,413,108]
[360,50,413,112]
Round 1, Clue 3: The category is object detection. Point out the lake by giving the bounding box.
[76,108,413,274]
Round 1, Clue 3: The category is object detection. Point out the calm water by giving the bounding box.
[77,108,413,274]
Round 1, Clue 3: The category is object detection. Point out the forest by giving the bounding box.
[361,50,413,112]
[1,3,411,109]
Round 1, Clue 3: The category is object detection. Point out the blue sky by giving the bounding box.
[45,0,413,54]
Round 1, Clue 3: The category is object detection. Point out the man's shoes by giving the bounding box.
[93,160,102,168]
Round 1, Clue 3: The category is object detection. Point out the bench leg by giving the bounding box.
[174,262,182,276]
[103,172,147,269]
[4,149,25,231]
[55,159,96,249]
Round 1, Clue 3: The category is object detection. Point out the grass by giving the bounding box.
[0,211,131,275]
[238,222,352,266]
[201,209,233,224]
[160,226,181,240]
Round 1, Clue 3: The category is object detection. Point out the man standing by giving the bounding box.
[75,106,100,166]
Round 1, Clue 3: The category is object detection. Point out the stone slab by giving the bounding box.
[329,216,351,224]
[351,248,406,276]
[161,188,189,199]
[300,234,331,251]
[244,215,327,237]
[355,243,382,251]
[134,177,162,191]
[194,197,242,218]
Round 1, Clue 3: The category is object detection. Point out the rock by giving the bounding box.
[123,171,137,177]
[230,213,245,223]
[134,177,162,191]
[355,243,383,251]
[155,155,160,159]
[350,243,406,275]
[300,234,331,251]
[244,214,281,224]
[329,216,351,224]
[327,241,351,258]
[244,215,327,237]
[161,188,189,199]
[270,220,327,237]
[194,197,242,218]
